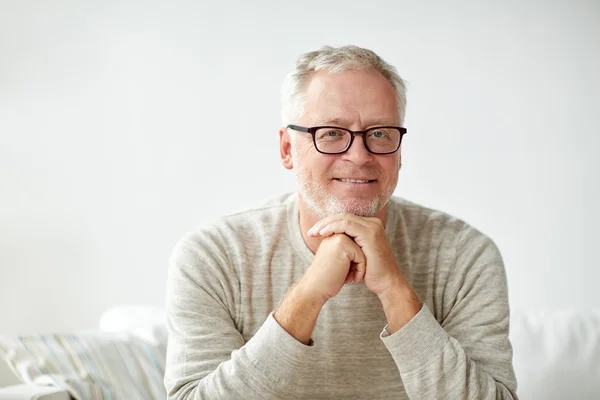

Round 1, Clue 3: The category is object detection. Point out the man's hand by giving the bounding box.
[307,213,401,296]
[273,233,366,344]
[307,213,423,333]
[302,233,367,301]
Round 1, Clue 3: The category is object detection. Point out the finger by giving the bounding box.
[354,263,365,283]
[349,266,358,284]
[344,272,353,284]
[318,228,336,237]
[353,269,362,284]
[352,255,366,283]
[365,216,384,225]
[307,215,345,236]
[317,219,369,240]
[345,260,359,285]
[307,214,370,236]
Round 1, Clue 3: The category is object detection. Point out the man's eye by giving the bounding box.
[370,130,391,139]
[317,129,345,139]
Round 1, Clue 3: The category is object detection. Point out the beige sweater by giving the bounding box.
[164,193,518,399]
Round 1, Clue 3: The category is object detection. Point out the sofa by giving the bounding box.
[1,306,600,399]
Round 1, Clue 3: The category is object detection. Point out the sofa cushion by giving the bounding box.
[510,309,600,399]
[0,331,166,400]
[0,383,71,400]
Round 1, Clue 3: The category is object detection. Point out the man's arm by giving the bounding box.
[310,215,518,399]
[164,233,317,400]
[164,231,363,399]
[379,225,518,399]
[272,282,324,345]
[273,233,366,343]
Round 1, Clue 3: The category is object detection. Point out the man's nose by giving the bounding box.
[341,135,373,165]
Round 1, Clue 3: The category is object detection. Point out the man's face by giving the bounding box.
[282,69,402,217]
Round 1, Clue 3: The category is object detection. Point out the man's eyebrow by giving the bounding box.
[314,118,397,127]
[315,117,348,126]
[366,119,397,127]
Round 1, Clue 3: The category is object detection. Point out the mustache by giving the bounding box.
[328,168,382,178]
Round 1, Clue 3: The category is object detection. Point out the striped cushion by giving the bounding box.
[0,332,166,400]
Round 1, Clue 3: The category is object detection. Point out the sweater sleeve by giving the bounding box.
[163,232,315,400]
[380,225,518,399]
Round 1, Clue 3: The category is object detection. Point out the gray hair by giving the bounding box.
[280,45,407,126]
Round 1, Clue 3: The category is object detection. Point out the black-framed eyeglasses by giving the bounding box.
[287,124,407,155]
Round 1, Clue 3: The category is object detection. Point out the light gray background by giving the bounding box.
[1,1,598,335]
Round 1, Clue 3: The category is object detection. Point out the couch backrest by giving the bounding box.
[510,309,600,399]
[5,306,600,398]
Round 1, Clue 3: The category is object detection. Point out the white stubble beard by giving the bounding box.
[290,145,397,218]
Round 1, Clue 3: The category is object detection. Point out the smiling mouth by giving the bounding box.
[334,178,376,183]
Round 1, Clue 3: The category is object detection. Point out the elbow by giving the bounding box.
[166,379,199,400]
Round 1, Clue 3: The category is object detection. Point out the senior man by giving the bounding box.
[164,45,518,399]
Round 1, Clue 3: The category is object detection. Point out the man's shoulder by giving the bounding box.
[175,193,295,253]
[388,196,465,227]
[216,192,295,229]
[388,196,489,243]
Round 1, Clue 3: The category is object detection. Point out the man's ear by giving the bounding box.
[279,127,294,170]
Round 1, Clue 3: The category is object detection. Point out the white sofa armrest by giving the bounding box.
[0,356,22,387]
[0,384,70,400]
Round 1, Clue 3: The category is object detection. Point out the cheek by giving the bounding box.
[380,158,400,183]
[294,146,334,181]
[315,158,336,181]
[291,142,314,168]
[301,150,334,177]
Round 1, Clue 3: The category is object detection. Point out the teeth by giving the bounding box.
[339,179,370,183]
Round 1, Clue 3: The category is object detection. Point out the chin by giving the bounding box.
[296,175,393,218]
[322,195,383,217]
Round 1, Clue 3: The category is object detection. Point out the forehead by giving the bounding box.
[300,69,399,126]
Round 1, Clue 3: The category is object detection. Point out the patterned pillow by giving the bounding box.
[0,331,166,400]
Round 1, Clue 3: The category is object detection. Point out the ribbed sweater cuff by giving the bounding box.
[380,304,450,373]
[243,312,315,383]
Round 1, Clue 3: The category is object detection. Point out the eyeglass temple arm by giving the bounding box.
[287,124,311,133]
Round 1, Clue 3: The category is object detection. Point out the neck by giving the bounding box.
[297,194,388,254]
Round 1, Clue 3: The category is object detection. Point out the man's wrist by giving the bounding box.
[292,279,328,309]
[378,277,422,334]
[273,281,326,345]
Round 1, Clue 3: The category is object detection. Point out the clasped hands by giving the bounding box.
[303,213,408,301]
[300,213,422,333]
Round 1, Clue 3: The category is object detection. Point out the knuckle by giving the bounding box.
[335,234,349,245]
[370,230,380,241]
[324,234,344,246]
[368,217,383,227]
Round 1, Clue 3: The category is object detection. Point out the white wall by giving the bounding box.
[1,1,598,336]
